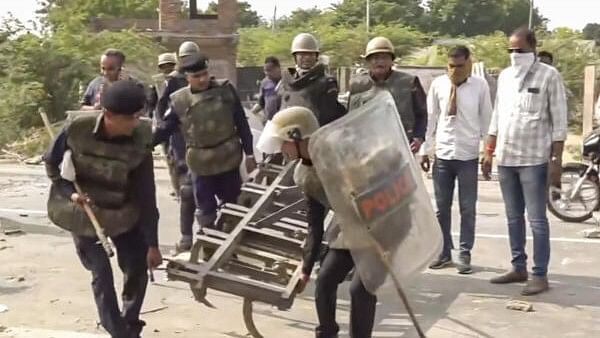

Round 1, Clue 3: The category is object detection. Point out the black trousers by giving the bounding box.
[315,249,377,338]
[178,172,196,241]
[73,227,148,338]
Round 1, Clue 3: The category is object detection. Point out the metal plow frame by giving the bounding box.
[166,163,309,337]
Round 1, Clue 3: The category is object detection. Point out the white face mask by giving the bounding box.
[510,52,535,76]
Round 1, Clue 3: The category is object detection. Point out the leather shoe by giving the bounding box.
[490,270,528,284]
[521,276,549,296]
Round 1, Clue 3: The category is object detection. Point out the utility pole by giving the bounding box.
[366,0,370,33]
[272,5,277,32]
[528,0,534,29]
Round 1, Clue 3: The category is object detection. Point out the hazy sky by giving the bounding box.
[1,0,599,30]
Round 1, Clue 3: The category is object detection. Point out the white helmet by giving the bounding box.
[158,52,177,66]
[257,106,319,154]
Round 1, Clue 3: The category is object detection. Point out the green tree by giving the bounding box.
[238,23,427,68]
[205,1,262,27]
[0,1,163,149]
[583,23,600,43]
[277,8,323,29]
[424,0,545,36]
[39,0,159,31]
[331,0,424,28]
[538,28,600,128]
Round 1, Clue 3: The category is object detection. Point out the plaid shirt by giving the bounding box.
[488,62,568,166]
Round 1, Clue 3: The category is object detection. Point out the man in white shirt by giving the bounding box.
[421,46,493,274]
[483,28,568,296]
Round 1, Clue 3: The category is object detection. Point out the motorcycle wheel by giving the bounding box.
[547,167,600,223]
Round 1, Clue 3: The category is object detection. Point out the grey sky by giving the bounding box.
[1,0,599,30]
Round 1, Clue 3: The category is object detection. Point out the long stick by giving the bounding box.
[74,183,115,257]
[39,109,114,257]
[39,108,55,139]
[368,236,426,338]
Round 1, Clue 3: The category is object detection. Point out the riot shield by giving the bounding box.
[308,90,442,294]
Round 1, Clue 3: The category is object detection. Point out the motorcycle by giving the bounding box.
[548,130,600,223]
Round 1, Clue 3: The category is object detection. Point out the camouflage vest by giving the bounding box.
[349,70,416,139]
[47,114,152,238]
[170,80,242,176]
[152,73,167,99]
[279,64,341,126]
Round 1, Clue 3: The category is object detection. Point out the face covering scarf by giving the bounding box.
[447,58,472,116]
[510,52,536,78]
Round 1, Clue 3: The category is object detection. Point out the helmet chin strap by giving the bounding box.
[294,141,313,165]
[289,127,313,165]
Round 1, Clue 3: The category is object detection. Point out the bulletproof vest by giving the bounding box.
[47,114,152,238]
[293,162,347,249]
[170,79,242,176]
[152,73,167,99]
[349,70,416,139]
[279,64,342,126]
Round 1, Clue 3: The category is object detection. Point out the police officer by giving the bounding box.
[148,52,178,118]
[156,41,200,121]
[257,106,377,338]
[149,52,180,197]
[349,36,428,153]
[155,41,200,251]
[153,54,256,232]
[44,80,162,338]
[278,33,346,126]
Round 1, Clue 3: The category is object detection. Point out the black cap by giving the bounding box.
[180,53,209,73]
[101,80,146,115]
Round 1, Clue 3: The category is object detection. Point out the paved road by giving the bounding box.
[0,163,599,338]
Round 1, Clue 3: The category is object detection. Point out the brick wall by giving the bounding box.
[92,0,239,85]
[159,0,182,31]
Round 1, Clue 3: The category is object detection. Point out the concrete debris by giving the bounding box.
[17,276,25,282]
[0,304,8,313]
[24,156,43,165]
[506,300,533,312]
[581,228,600,238]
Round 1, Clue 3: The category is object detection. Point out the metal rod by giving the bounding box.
[369,236,426,338]
[528,0,534,29]
[243,298,264,338]
[272,5,277,32]
[366,0,370,33]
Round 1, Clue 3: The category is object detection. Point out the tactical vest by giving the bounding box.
[349,70,416,139]
[279,64,343,126]
[47,114,152,238]
[293,162,346,249]
[152,73,167,99]
[170,80,242,176]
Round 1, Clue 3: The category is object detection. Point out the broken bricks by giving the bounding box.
[506,300,534,312]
